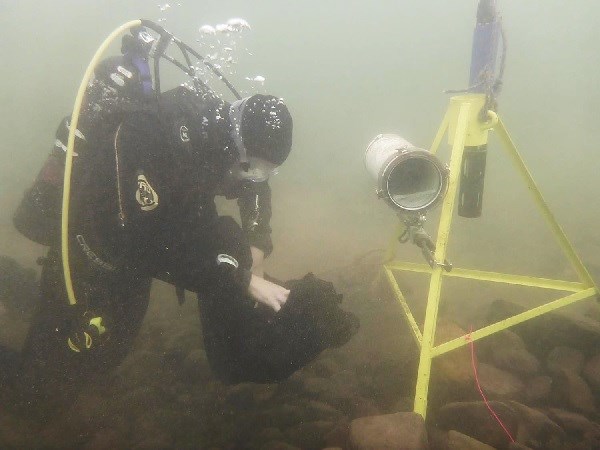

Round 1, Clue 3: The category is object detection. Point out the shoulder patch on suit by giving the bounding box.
[216,253,239,269]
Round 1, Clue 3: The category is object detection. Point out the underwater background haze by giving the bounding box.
[0,0,599,448]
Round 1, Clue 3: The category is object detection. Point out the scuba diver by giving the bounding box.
[8,26,358,415]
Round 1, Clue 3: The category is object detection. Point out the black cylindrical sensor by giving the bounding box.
[458,145,488,218]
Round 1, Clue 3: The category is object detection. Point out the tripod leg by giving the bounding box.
[413,100,471,418]
[494,118,596,289]
[429,109,450,156]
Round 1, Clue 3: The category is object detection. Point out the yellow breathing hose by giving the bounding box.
[61,20,142,306]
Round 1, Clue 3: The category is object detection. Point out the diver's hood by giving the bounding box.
[228,94,293,167]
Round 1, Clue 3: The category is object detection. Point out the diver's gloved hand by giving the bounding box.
[65,307,108,353]
[248,274,290,312]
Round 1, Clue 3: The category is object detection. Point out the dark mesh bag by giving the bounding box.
[199,272,360,384]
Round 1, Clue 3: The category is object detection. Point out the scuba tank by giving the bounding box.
[13,29,154,247]
[13,119,81,246]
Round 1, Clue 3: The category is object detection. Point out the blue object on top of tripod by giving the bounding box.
[469,0,501,94]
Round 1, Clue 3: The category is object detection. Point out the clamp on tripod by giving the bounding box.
[398,214,452,272]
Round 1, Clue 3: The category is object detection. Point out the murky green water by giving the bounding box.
[1,1,599,447]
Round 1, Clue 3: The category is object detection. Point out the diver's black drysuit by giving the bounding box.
[13,86,358,412]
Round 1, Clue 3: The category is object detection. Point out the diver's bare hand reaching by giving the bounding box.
[248,274,289,312]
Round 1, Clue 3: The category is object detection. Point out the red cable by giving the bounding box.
[467,328,516,443]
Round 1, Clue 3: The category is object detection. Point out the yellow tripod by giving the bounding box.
[383,93,599,419]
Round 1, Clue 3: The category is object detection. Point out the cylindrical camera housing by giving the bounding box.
[365,134,448,214]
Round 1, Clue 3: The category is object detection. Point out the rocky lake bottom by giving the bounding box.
[2,253,600,449]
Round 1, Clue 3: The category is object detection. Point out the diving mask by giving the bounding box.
[234,156,279,182]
